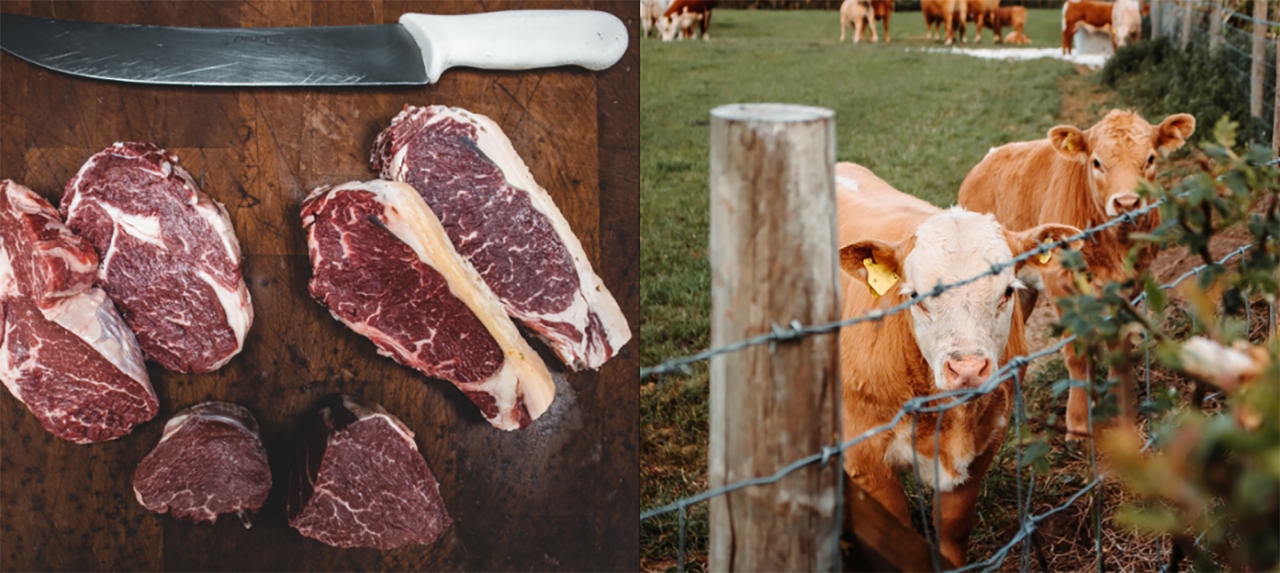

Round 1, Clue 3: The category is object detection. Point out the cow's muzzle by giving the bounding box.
[1109,193,1143,215]
[943,355,993,390]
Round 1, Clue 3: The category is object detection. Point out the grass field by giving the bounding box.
[639,8,1187,572]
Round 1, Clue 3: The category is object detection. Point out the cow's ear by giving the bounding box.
[1049,125,1089,162]
[1155,113,1196,155]
[840,240,903,295]
[1007,223,1083,270]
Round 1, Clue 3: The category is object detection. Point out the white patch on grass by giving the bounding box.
[913,47,1110,70]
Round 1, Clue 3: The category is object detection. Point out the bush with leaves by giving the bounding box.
[1047,117,1278,571]
[1102,36,1273,146]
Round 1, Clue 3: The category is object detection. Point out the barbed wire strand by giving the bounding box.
[641,242,1260,572]
[642,154,1279,570]
[641,198,1165,379]
[644,157,1280,381]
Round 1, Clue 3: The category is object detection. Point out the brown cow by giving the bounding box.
[836,163,1079,566]
[1062,0,1114,54]
[991,6,1031,44]
[922,0,967,44]
[663,0,714,41]
[961,0,1001,44]
[957,110,1196,438]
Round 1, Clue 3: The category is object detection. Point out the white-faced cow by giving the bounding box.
[957,110,1196,438]
[1111,0,1142,48]
[837,162,1079,567]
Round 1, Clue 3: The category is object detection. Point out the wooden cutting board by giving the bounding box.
[0,1,638,570]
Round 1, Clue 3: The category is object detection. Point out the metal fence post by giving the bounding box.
[1274,30,1279,151]
[707,103,842,572]
[1209,0,1223,50]
[1251,0,1267,119]
[1152,0,1163,39]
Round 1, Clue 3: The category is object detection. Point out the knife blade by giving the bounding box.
[0,10,628,87]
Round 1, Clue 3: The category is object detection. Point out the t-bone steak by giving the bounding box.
[0,180,156,443]
[288,394,451,550]
[62,142,253,374]
[372,105,631,371]
[302,180,554,430]
[132,401,271,526]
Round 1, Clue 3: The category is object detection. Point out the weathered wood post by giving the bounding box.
[1274,25,1280,151]
[1209,0,1223,50]
[1181,0,1194,48]
[1251,0,1267,119]
[708,103,842,572]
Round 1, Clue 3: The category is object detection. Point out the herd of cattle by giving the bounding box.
[641,0,1147,54]
[837,109,1195,566]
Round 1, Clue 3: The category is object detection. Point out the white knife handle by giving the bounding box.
[400,10,628,83]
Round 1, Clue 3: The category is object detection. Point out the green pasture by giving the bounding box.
[640,7,1104,570]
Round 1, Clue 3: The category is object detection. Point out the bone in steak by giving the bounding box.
[372,105,631,371]
[0,180,156,443]
[302,180,554,430]
[288,394,451,550]
[132,401,271,526]
[62,142,253,374]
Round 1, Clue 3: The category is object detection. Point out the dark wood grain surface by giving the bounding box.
[0,1,639,571]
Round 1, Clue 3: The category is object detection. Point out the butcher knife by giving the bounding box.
[0,10,628,86]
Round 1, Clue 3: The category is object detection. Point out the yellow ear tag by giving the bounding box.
[863,258,898,297]
[1064,139,1076,153]
[1037,238,1053,265]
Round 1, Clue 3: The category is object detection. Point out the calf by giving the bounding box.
[991,6,1031,44]
[1062,0,1114,54]
[839,0,878,43]
[1112,0,1142,47]
[957,110,1196,438]
[837,163,1078,566]
[922,0,946,40]
[663,0,713,41]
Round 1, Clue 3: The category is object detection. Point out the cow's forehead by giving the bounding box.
[903,208,1015,287]
[1089,110,1157,159]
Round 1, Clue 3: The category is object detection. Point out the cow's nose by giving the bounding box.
[944,356,993,389]
[1112,194,1141,212]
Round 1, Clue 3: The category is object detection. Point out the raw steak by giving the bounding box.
[0,180,156,443]
[132,401,271,526]
[302,180,555,430]
[372,105,631,371]
[62,142,253,374]
[288,394,451,550]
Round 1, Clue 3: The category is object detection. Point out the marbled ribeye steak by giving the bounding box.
[62,142,253,374]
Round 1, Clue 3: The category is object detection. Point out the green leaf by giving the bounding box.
[1115,504,1181,534]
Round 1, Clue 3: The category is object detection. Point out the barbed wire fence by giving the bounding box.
[640,101,1279,571]
[1150,0,1279,147]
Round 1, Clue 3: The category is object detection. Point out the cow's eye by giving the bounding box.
[1092,158,1103,169]
[1004,285,1016,299]
[1147,154,1155,165]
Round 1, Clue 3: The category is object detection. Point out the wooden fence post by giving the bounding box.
[1209,0,1223,50]
[1251,0,1267,119]
[1182,0,1194,48]
[1274,26,1279,151]
[708,103,842,572]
